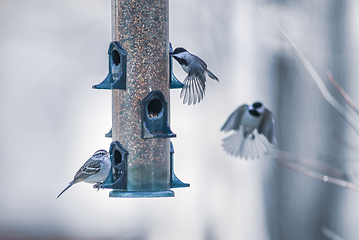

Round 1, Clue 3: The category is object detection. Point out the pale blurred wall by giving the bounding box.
[262,1,359,239]
[1,0,359,240]
[343,0,359,239]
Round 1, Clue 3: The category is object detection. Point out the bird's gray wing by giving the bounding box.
[192,54,219,81]
[180,64,206,105]
[193,54,207,69]
[257,109,277,145]
[221,105,248,132]
[73,159,102,182]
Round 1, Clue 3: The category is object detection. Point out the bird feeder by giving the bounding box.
[92,0,188,197]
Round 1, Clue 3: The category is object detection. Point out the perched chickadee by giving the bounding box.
[172,47,219,105]
[57,149,111,198]
[221,102,277,159]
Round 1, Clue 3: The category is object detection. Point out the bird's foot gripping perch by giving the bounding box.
[93,182,104,191]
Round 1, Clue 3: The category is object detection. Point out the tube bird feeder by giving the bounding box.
[92,0,188,197]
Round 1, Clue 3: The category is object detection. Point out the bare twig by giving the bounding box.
[322,225,346,240]
[269,149,359,192]
[277,159,359,191]
[268,149,345,179]
[259,6,359,136]
[327,71,359,116]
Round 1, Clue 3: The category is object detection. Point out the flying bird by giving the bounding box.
[221,102,277,159]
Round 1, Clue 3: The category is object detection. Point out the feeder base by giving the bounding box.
[109,190,174,198]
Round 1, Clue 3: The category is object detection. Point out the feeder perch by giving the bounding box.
[105,128,112,138]
[101,141,128,190]
[141,90,176,139]
[92,41,127,90]
[170,141,190,188]
[169,42,184,89]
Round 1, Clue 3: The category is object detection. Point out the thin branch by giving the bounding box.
[322,225,347,240]
[277,159,359,191]
[327,71,359,116]
[259,6,359,136]
[270,149,359,191]
[268,149,345,179]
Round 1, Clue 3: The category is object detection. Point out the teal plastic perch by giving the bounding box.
[169,42,184,89]
[92,41,127,90]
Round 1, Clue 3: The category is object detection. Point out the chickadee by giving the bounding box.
[57,149,111,198]
[221,102,277,159]
[172,47,219,105]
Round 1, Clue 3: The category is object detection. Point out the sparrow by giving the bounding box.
[57,149,111,198]
[172,47,219,105]
[221,102,277,159]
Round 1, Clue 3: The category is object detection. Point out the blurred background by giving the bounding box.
[1,0,359,239]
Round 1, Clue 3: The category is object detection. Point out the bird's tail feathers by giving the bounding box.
[239,131,268,159]
[57,181,75,198]
[205,69,219,82]
[222,128,245,157]
[222,129,268,159]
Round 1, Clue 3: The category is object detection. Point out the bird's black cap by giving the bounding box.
[173,47,187,55]
[252,102,263,109]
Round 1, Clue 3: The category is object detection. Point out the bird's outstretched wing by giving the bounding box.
[258,109,277,145]
[221,105,248,132]
[180,64,206,105]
